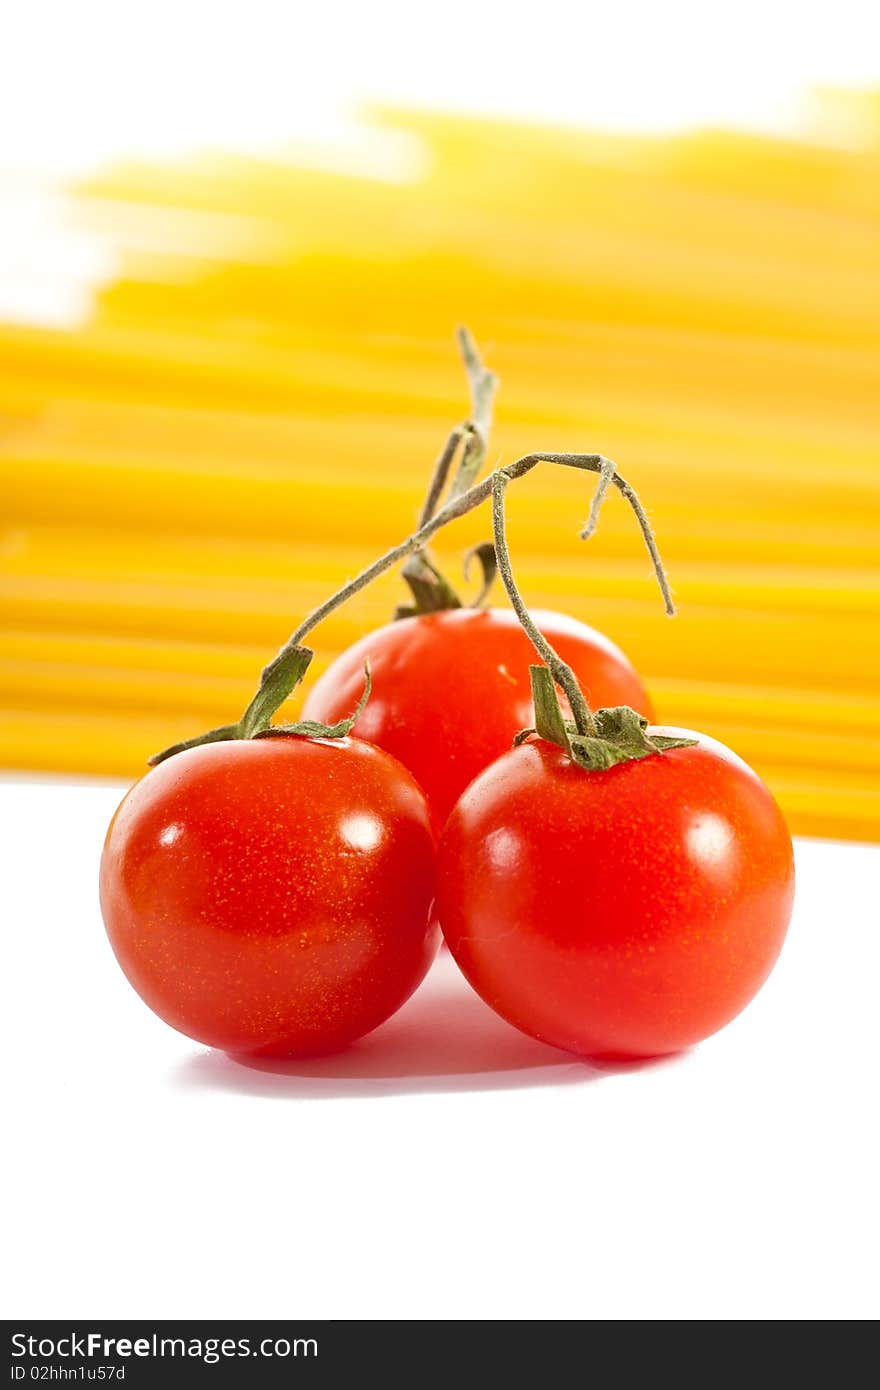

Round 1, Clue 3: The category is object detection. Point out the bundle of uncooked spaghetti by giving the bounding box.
[2,100,878,840]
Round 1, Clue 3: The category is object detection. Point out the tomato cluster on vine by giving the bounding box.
[99,333,794,1066]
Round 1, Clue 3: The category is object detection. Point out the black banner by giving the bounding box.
[3,1322,553,1386]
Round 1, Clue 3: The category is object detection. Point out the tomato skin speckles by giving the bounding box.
[436,730,794,1059]
[303,607,652,833]
[100,736,438,1057]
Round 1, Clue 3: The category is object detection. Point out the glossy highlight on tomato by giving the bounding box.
[437,730,794,1059]
[100,736,438,1057]
[303,607,652,832]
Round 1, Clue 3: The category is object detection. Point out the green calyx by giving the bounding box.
[394,543,498,620]
[515,665,698,772]
[394,552,463,619]
[258,666,371,740]
[148,646,371,767]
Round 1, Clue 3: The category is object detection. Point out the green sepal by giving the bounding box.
[592,706,697,759]
[238,644,314,739]
[258,664,372,741]
[593,705,662,758]
[148,644,316,767]
[394,553,462,620]
[529,665,574,757]
[394,542,497,621]
[147,723,242,768]
[463,541,498,607]
[517,669,698,773]
[568,733,635,770]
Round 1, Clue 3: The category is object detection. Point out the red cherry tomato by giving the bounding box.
[100,737,438,1057]
[437,730,794,1059]
[303,607,652,832]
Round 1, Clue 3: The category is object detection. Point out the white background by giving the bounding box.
[2,776,878,1320]
[1,0,880,178]
[4,3,880,327]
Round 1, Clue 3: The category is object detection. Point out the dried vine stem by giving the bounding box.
[416,424,468,531]
[447,326,498,500]
[405,328,498,607]
[285,451,673,653]
[491,471,598,738]
[150,451,673,766]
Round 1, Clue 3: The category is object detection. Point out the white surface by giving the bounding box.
[2,776,878,1321]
